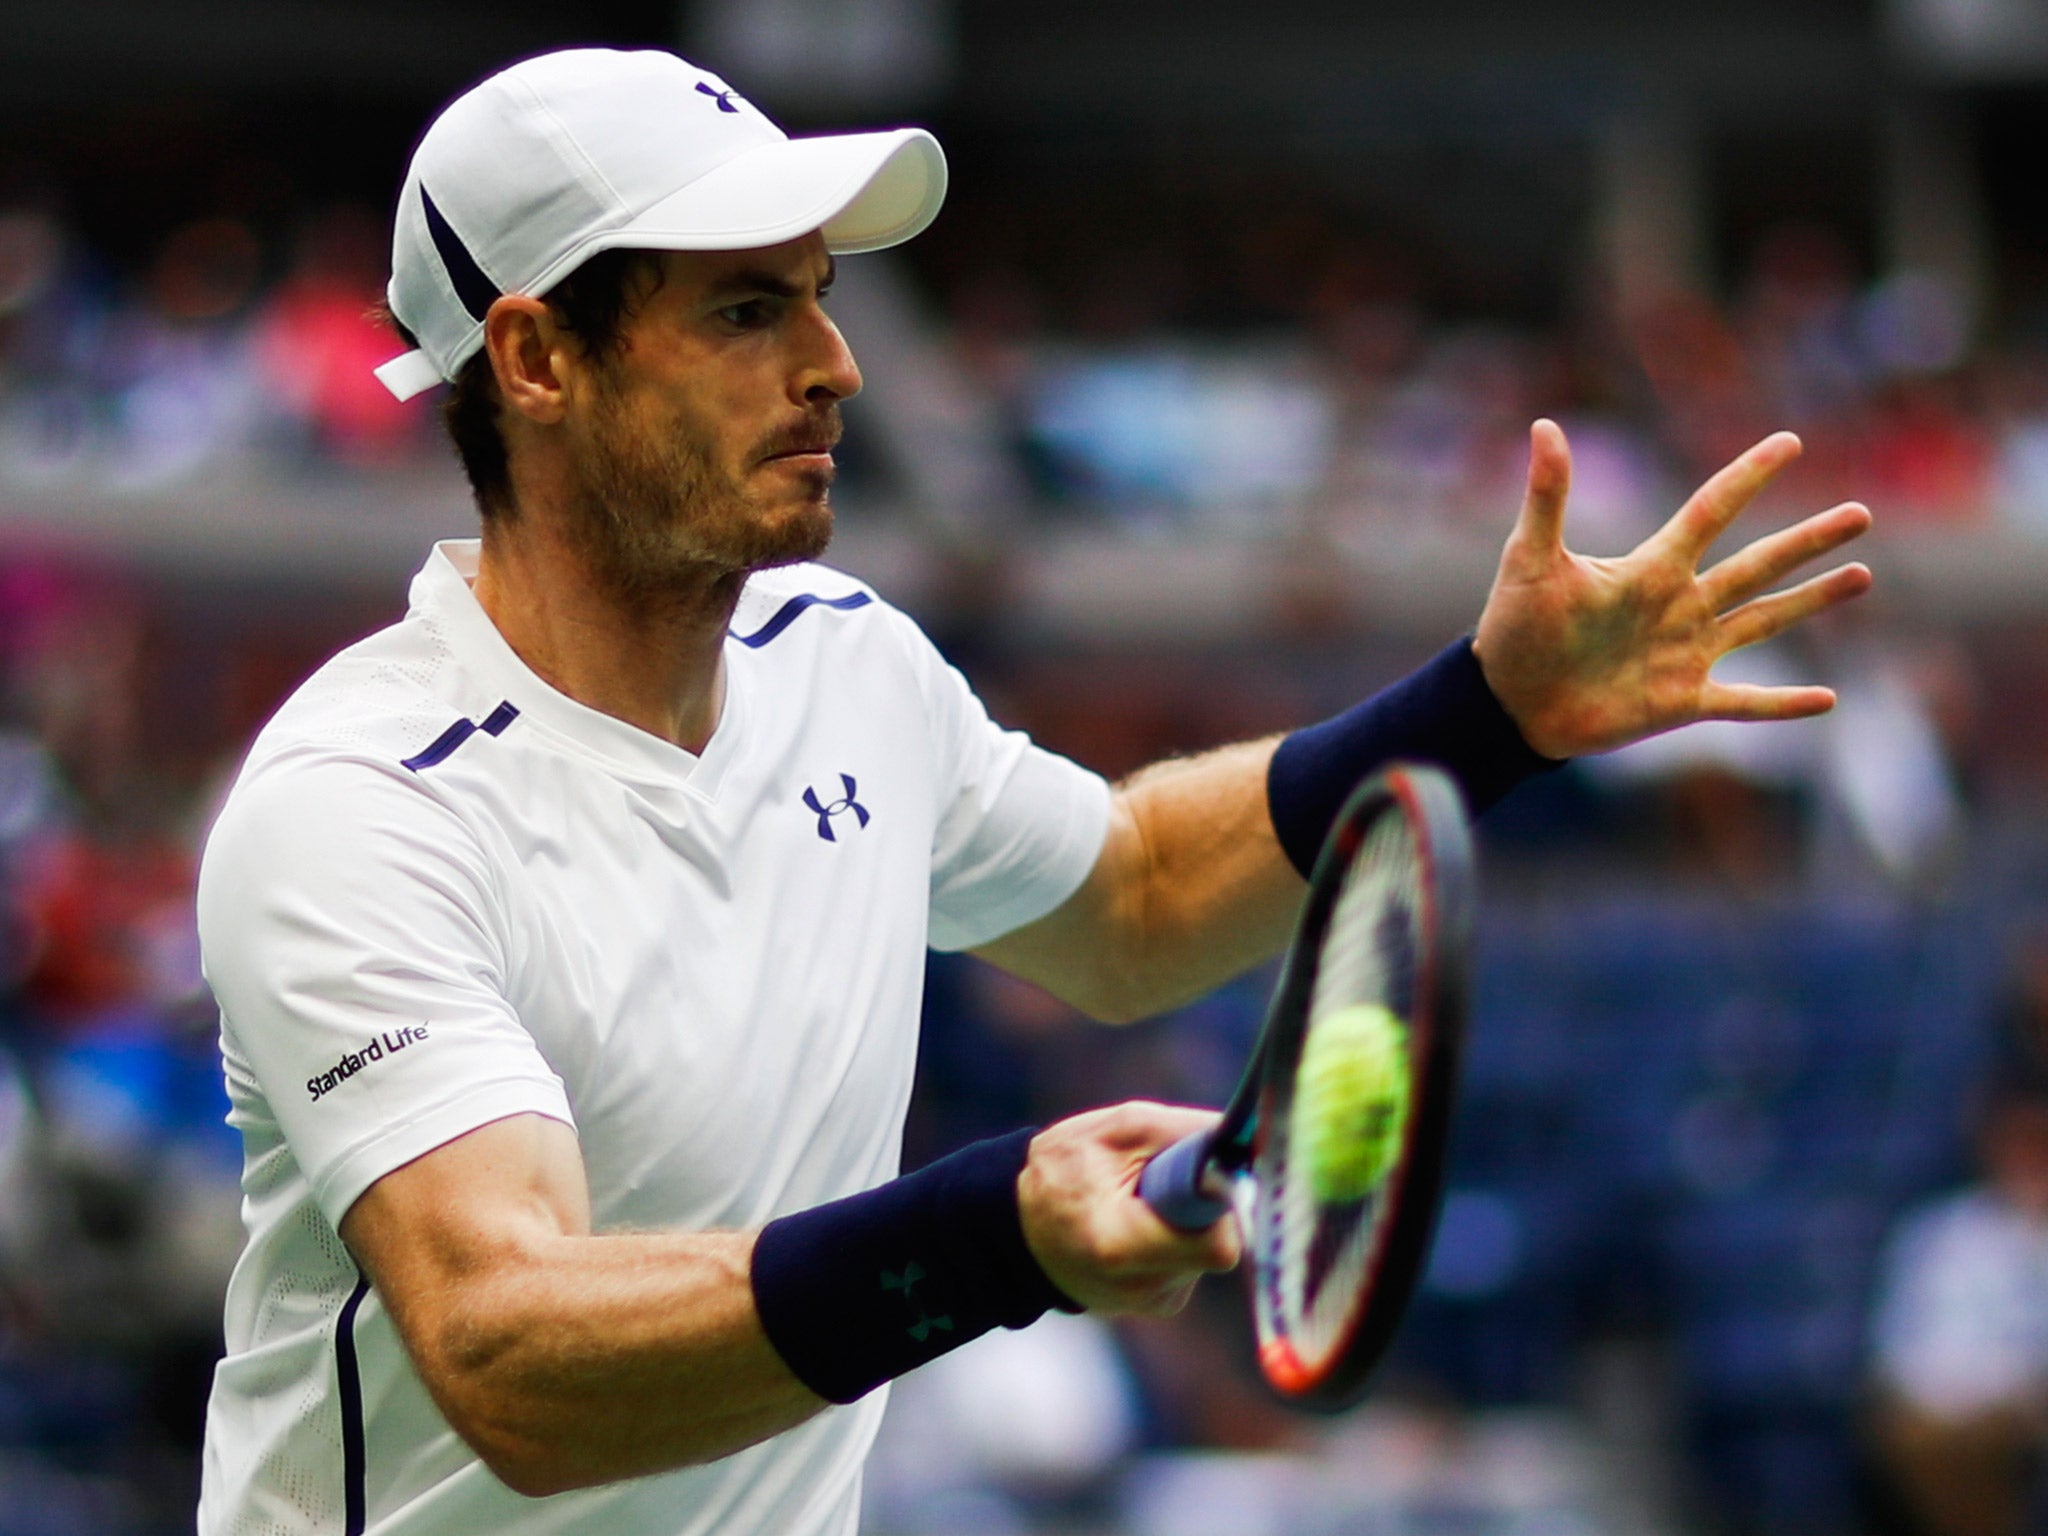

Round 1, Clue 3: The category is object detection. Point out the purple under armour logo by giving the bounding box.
[803,774,871,842]
[696,82,740,113]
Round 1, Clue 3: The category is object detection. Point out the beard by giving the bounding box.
[563,381,837,607]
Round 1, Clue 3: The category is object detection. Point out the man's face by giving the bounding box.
[557,234,861,598]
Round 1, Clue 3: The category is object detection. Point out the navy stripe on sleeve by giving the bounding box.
[732,591,871,649]
[402,702,519,772]
[400,718,476,772]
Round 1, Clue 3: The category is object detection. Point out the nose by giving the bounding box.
[795,307,862,406]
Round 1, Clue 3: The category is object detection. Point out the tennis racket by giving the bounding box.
[1137,761,1475,1411]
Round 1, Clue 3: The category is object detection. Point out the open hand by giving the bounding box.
[1473,420,1872,760]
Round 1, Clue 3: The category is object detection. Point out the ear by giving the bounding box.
[483,295,573,426]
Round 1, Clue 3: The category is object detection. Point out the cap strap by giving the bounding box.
[419,186,499,324]
[373,349,446,401]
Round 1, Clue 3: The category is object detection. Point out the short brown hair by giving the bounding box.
[378,248,667,522]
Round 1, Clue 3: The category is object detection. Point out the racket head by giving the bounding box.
[1228,762,1475,1411]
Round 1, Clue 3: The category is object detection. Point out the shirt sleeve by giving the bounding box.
[894,616,1113,953]
[198,752,573,1231]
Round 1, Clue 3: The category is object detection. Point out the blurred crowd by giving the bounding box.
[0,568,240,1535]
[0,204,419,491]
[0,193,2046,1536]
[955,216,2039,544]
[0,194,2044,543]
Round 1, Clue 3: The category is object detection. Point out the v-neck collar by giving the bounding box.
[409,540,746,799]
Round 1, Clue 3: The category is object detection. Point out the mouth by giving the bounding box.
[759,418,842,469]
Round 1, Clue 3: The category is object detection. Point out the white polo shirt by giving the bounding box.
[195,541,1110,1536]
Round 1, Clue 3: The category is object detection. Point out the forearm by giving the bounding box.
[341,1114,822,1495]
[346,1121,1112,1496]
[975,738,1303,1023]
[1107,739,1305,1015]
[980,643,1553,1022]
[389,1225,820,1494]
[1119,645,1551,1000]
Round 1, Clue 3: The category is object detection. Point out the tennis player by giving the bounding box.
[195,47,1872,1536]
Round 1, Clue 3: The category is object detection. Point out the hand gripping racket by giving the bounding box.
[1137,761,1475,1411]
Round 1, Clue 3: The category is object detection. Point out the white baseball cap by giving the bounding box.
[374,47,948,400]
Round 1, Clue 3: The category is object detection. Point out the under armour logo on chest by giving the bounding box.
[696,82,740,113]
[803,774,871,842]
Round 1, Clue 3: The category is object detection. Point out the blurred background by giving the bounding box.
[2,1,2048,1533]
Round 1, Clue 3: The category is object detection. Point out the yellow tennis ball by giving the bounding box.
[1291,1001,1412,1204]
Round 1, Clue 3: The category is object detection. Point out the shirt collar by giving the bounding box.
[407,539,744,797]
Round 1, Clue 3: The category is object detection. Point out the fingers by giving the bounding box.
[1060,1223,1237,1316]
[1126,1209,1242,1290]
[1511,418,1573,554]
[1716,561,1873,653]
[1697,680,1840,724]
[1094,1100,1226,1158]
[1699,502,1872,612]
[1020,1102,1241,1317]
[1652,431,1802,565]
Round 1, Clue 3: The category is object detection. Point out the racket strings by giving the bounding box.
[1309,815,1421,1025]
[1259,811,1428,1379]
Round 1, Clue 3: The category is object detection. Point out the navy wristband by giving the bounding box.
[751,1129,1081,1405]
[1267,637,1559,876]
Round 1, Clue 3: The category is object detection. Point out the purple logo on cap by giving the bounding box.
[695,82,740,114]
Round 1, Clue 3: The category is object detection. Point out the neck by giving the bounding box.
[471,515,742,755]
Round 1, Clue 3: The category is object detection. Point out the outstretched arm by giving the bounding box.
[978,421,1872,1020]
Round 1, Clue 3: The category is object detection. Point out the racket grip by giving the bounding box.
[1139,1130,1230,1231]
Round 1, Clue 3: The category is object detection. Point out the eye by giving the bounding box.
[715,299,770,329]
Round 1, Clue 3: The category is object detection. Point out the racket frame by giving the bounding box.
[1138,761,1475,1411]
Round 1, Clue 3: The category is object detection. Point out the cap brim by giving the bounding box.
[564,127,946,273]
